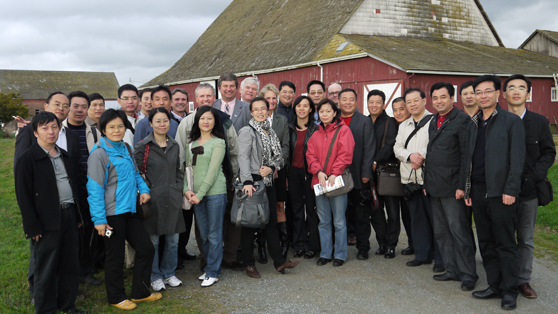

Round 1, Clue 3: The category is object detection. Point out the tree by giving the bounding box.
[0,92,28,128]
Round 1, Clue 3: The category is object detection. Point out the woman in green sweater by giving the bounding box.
[184,106,227,287]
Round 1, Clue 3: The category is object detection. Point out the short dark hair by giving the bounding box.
[148,107,171,124]
[292,95,315,128]
[367,89,386,104]
[189,106,225,143]
[249,96,270,111]
[89,93,105,104]
[32,111,60,132]
[472,75,501,91]
[99,109,128,137]
[316,99,341,125]
[68,90,91,107]
[279,81,296,93]
[459,81,474,94]
[403,88,426,101]
[339,88,357,100]
[150,85,172,100]
[503,74,532,93]
[218,73,238,89]
[306,80,325,93]
[118,84,138,98]
[46,91,66,104]
[172,88,189,100]
[430,82,454,98]
[139,88,152,99]
[392,97,405,105]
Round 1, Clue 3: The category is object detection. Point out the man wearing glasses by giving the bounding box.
[134,85,179,145]
[328,83,343,106]
[503,74,555,300]
[118,84,140,130]
[463,75,525,310]
[307,80,326,125]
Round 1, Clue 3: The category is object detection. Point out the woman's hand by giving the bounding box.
[259,166,272,177]
[328,175,337,187]
[184,191,195,201]
[318,172,328,187]
[95,224,112,237]
[139,193,150,204]
[243,184,256,197]
[190,195,201,205]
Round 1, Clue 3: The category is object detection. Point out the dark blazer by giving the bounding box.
[213,98,251,134]
[346,111,376,189]
[424,108,470,198]
[519,110,556,201]
[288,120,318,174]
[277,101,295,123]
[271,113,290,165]
[371,111,398,165]
[464,104,525,198]
[15,143,87,239]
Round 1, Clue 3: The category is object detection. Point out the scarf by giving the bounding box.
[249,118,284,186]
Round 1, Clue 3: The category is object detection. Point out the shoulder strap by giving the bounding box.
[322,126,342,173]
[380,119,389,149]
[91,126,98,143]
[140,143,150,175]
[404,115,433,149]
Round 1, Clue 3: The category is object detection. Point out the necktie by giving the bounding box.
[225,103,230,115]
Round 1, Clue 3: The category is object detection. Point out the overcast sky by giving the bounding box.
[1,0,556,87]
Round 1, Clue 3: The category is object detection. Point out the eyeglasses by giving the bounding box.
[251,108,268,113]
[309,91,324,96]
[153,119,170,125]
[507,87,527,93]
[120,97,138,101]
[474,90,496,96]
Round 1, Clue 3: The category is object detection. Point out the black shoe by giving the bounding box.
[293,250,305,258]
[472,287,501,299]
[332,259,344,267]
[304,251,316,259]
[375,247,386,255]
[221,260,244,271]
[179,251,197,261]
[316,258,332,266]
[281,244,289,259]
[401,247,414,255]
[433,272,459,281]
[432,264,445,273]
[501,295,517,310]
[384,249,395,259]
[257,241,268,264]
[406,259,430,267]
[461,281,476,291]
[79,274,102,286]
[356,250,369,260]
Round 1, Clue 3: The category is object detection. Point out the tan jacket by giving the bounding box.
[394,110,432,185]
[63,119,102,152]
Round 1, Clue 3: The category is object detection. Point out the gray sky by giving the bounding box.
[0,0,556,87]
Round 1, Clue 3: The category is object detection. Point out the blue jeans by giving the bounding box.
[149,233,179,282]
[316,193,348,261]
[194,194,227,278]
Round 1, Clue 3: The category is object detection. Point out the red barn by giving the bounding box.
[143,0,558,124]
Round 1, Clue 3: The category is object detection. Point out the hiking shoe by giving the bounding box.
[151,279,165,291]
[163,276,182,287]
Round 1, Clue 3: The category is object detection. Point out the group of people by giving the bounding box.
[13,71,555,313]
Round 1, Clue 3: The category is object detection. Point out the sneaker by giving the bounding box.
[201,277,218,287]
[163,276,182,287]
[151,279,165,291]
[198,273,206,281]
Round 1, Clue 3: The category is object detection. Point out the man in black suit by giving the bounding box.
[424,82,478,291]
[213,73,251,134]
[504,74,556,299]
[337,88,376,258]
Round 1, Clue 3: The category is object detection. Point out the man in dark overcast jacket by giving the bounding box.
[424,82,478,291]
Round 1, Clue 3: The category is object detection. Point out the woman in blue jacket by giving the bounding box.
[87,109,161,310]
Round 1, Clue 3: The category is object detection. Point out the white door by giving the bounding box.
[363,81,403,117]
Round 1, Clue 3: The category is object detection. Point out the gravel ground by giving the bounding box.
[171,227,558,314]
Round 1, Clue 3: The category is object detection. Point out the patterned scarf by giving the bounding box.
[249,118,284,186]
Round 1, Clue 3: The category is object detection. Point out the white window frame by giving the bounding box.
[551,87,558,102]
[526,90,532,102]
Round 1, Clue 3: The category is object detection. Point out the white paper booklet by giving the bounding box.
[313,176,345,196]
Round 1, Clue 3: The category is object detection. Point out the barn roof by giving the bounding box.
[0,69,119,99]
[519,29,558,49]
[143,0,503,87]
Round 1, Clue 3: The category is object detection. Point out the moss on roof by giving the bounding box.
[341,34,558,75]
[0,70,119,99]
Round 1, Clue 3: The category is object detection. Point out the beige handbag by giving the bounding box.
[182,143,194,210]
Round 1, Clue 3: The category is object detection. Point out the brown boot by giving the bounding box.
[246,266,261,278]
[518,283,538,299]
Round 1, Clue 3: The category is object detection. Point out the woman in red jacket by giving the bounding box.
[306,99,355,267]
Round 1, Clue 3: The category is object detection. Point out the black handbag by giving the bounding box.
[377,163,404,196]
[231,180,269,229]
[536,178,553,206]
[126,143,151,220]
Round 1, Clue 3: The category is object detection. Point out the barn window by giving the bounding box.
[453,85,458,102]
[35,109,40,115]
[552,87,558,102]
[526,90,532,102]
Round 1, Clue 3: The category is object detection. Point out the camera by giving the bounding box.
[105,229,112,238]
[403,183,422,201]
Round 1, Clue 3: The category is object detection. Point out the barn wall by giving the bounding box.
[522,33,558,59]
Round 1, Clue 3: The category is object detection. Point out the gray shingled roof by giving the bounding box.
[519,29,558,49]
[0,70,119,99]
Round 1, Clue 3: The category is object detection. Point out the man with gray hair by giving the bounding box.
[240,76,259,103]
[176,83,242,270]
[171,88,189,122]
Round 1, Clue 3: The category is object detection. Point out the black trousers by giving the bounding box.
[241,185,285,269]
[222,187,243,264]
[79,221,99,276]
[178,209,194,257]
[104,213,154,304]
[471,185,519,297]
[400,197,413,248]
[406,191,442,264]
[370,195,401,249]
[33,206,80,314]
[346,188,357,238]
[289,167,320,253]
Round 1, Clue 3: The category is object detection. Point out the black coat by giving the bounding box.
[346,112,376,189]
[463,104,525,198]
[519,110,556,201]
[424,108,470,198]
[371,111,398,165]
[15,143,88,239]
[288,120,318,174]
